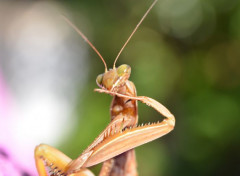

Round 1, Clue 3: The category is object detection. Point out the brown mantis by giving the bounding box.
[34,0,175,175]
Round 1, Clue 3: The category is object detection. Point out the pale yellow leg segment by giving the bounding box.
[35,144,95,176]
[35,146,48,176]
[35,144,72,176]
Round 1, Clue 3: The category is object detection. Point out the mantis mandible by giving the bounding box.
[34,0,175,175]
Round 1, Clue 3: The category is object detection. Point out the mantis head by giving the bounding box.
[96,64,131,91]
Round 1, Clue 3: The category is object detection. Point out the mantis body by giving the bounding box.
[34,0,175,175]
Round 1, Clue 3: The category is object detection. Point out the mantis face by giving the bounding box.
[96,64,131,91]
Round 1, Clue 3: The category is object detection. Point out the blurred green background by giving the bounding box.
[1,0,240,175]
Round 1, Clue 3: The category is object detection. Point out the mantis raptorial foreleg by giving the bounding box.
[95,88,175,127]
[66,90,175,174]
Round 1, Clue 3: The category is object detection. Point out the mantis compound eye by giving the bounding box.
[96,73,104,85]
[117,64,131,77]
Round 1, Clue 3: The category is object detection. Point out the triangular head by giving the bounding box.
[96,64,131,92]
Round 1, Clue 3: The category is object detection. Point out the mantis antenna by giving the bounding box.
[62,16,108,72]
[113,0,158,69]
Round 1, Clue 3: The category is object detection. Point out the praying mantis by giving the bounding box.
[34,0,175,175]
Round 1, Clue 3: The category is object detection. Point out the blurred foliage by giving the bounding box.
[56,0,240,175]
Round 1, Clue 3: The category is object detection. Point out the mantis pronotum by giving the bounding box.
[34,0,175,175]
